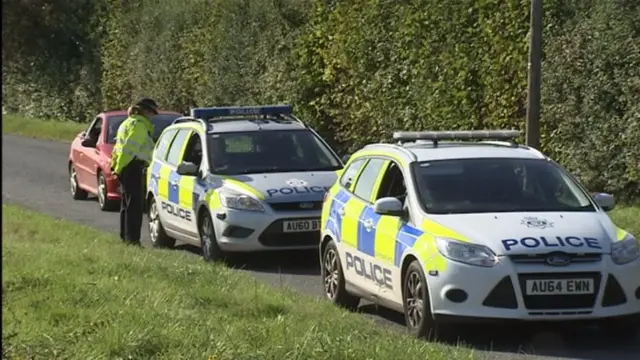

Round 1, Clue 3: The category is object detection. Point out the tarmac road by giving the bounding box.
[2,134,639,360]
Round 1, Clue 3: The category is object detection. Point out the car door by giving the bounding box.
[343,157,388,295]
[334,158,367,246]
[159,128,193,234]
[173,131,203,236]
[76,116,102,190]
[368,160,411,302]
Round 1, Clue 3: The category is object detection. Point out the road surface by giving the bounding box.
[2,134,638,360]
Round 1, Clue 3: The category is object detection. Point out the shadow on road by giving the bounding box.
[172,243,320,276]
[358,303,640,359]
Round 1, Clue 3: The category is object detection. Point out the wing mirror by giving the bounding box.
[341,154,351,164]
[373,197,405,217]
[81,137,96,148]
[176,161,199,176]
[593,192,616,212]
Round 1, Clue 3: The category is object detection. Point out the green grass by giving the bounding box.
[1,204,473,360]
[611,205,640,236]
[2,114,85,142]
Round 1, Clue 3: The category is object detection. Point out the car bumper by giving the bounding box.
[428,255,640,321]
[211,208,321,252]
[106,177,121,201]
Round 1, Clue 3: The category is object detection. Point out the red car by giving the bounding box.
[68,110,182,211]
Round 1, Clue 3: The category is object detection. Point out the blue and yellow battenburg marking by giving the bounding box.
[324,188,470,272]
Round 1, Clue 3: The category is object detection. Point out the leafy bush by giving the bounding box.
[3,0,639,199]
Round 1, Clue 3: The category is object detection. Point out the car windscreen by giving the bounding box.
[207,129,342,175]
[106,114,180,143]
[412,158,595,214]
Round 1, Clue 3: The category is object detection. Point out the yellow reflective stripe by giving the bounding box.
[341,197,365,248]
[374,216,400,264]
[206,190,221,210]
[352,150,408,167]
[179,175,195,209]
[158,165,172,199]
[421,218,470,242]
[369,160,390,202]
[222,178,265,200]
[615,227,629,242]
[413,233,449,272]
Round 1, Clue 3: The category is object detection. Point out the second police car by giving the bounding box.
[320,130,639,339]
[145,105,344,261]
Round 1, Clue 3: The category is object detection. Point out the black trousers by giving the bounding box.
[119,159,145,244]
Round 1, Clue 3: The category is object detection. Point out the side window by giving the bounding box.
[165,129,190,166]
[340,158,366,189]
[86,116,102,141]
[182,132,203,167]
[375,162,407,202]
[155,128,177,161]
[353,158,386,202]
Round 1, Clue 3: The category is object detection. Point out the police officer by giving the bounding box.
[111,98,158,245]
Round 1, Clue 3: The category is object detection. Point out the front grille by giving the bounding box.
[268,201,323,212]
[518,272,601,310]
[510,253,602,265]
[257,217,320,247]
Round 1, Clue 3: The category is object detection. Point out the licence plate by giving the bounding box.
[525,279,595,295]
[283,219,320,233]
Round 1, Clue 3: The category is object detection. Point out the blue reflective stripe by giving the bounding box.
[357,206,379,256]
[149,161,162,195]
[330,188,351,243]
[394,225,423,267]
[168,171,180,204]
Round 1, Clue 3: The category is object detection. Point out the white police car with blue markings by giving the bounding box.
[319,130,639,340]
[145,105,343,261]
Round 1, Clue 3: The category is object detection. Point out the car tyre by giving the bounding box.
[598,313,639,343]
[98,171,119,211]
[69,163,88,200]
[403,260,449,340]
[148,197,175,248]
[199,211,226,262]
[321,240,360,311]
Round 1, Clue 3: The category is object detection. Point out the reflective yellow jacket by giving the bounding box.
[110,115,154,174]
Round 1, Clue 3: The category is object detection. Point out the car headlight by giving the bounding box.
[611,234,639,265]
[435,237,499,267]
[219,191,264,212]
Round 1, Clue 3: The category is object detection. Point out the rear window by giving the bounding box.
[106,114,181,143]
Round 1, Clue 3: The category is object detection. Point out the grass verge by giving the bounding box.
[2,114,85,142]
[1,204,473,360]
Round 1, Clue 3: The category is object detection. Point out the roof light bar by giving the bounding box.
[190,105,293,120]
[393,130,521,144]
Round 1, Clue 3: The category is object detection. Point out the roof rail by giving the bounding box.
[361,143,418,162]
[393,130,521,148]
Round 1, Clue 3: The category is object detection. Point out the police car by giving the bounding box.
[145,105,343,261]
[319,130,639,339]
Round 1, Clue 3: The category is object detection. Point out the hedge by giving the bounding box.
[2,0,639,200]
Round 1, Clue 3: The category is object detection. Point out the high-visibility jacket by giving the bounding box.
[111,115,155,175]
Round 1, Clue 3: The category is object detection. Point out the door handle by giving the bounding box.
[338,207,345,216]
[170,181,179,187]
[363,219,374,231]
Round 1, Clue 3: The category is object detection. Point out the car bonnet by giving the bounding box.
[425,212,615,255]
[222,171,338,203]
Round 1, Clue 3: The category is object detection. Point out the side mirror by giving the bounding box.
[373,197,404,217]
[176,161,199,176]
[81,137,96,148]
[593,192,615,212]
[342,154,350,164]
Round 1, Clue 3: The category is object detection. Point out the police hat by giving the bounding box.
[135,98,159,115]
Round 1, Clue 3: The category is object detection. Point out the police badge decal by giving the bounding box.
[520,216,554,229]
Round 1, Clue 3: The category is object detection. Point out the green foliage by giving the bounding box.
[2,0,639,199]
